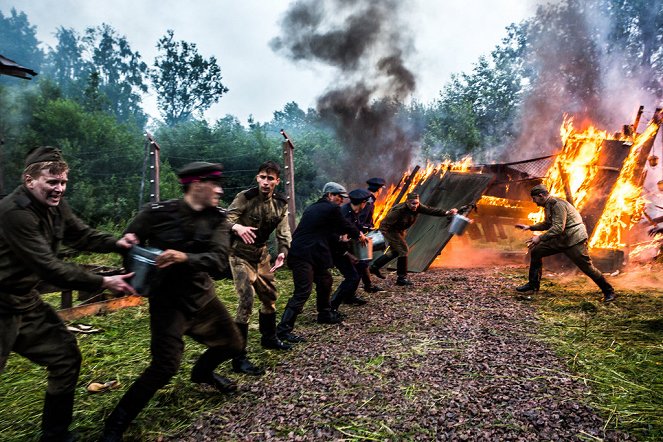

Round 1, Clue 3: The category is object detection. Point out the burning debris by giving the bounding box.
[372,107,663,273]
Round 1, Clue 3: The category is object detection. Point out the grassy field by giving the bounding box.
[530,264,663,441]
[1,262,662,441]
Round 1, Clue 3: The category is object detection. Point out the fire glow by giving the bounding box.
[371,110,662,260]
[372,157,472,227]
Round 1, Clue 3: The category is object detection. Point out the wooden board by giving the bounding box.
[400,172,495,272]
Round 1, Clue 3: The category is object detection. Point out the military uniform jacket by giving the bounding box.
[125,199,230,313]
[530,196,588,248]
[226,187,291,263]
[0,185,119,313]
[379,202,446,233]
[289,198,360,269]
[358,192,377,230]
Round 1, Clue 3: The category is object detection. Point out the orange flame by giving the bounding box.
[372,157,473,227]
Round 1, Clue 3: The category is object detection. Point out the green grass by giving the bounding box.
[0,271,295,442]
[2,263,663,441]
[527,270,663,441]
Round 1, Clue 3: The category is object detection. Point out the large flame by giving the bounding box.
[372,157,472,227]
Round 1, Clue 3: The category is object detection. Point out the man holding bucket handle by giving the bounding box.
[361,177,387,292]
[225,160,292,377]
[370,192,457,286]
[101,162,243,441]
[514,184,616,303]
[330,188,375,312]
[276,182,363,343]
[0,146,137,442]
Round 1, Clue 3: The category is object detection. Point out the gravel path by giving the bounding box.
[170,267,632,441]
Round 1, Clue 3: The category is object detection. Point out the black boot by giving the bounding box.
[259,312,292,350]
[40,391,75,442]
[364,284,385,293]
[395,257,413,286]
[101,383,156,442]
[344,295,367,305]
[515,282,539,293]
[317,309,343,324]
[231,322,265,376]
[276,307,306,343]
[191,347,238,392]
[369,254,392,280]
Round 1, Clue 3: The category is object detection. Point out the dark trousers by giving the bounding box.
[357,261,372,288]
[529,240,614,294]
[0,299,81,395]
[284,256,333,314]
[122,295,242,396]
[332,254,361,305]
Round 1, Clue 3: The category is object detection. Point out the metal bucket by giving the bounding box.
[127,246,163,295]
[449,214,470,235]
[366,230,385,252]
[351,237,373,261]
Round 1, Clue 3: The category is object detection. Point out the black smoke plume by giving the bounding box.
[271,0,418,187]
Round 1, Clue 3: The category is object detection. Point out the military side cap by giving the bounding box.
[25,146,64,167]
[530,184,549,196]
[366,177,386,191]
[322,182,348,198]
[348,188,371,203]
[177,162,223,184]
[407,192,419,200]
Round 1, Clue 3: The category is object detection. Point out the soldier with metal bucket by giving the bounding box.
[514,184,616,303]
[226,160,292,376]
[101,162,243,441]
[369,192,457,286]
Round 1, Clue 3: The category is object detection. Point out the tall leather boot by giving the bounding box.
[190,347,238,393]
[396,256,413,286]
[40,391,75,442]
[276,307,306,343]
[259,312,292,350]
[231,322,265,376]
[369,254,393,279]
[100,383,156,442]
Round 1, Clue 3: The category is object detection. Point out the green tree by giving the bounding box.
[151,30,229,126]
[0,8,44,78]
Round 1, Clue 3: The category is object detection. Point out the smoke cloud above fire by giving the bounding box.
[510,0,663,161]
[271,0,419,187]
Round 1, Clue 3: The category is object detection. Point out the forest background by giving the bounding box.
[1,0,662,225]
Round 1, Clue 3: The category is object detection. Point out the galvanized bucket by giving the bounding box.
[449,214,470,235]
[127,246,163,295]
[351,237,373,261]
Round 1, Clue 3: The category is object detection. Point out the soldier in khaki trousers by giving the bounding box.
[227,161,292,376]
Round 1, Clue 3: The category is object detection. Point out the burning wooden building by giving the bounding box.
[372,107,663,273]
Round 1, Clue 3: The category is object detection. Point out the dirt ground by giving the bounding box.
[168,266,634,441]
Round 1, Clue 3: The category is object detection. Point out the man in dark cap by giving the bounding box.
[514,184,616,302]
[369,192,457,286]
[330,188,379,312]
[276,182,364,343]
[360,177,387,292]
[225,160,292,377]
[0,146,137,442]
[101,161,243,441]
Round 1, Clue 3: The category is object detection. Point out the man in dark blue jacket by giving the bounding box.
[276,182,362,343]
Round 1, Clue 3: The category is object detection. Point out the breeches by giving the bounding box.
[230,252,278,323]
[134,296,242,392]
[530,240,606,287]
[381,229,408,258]
[0,299,81,395]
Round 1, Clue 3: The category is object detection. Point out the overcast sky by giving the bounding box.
[4,0,538,124]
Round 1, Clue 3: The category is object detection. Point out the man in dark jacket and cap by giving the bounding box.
[330,188,379,312]
[101,162,243,441]
[276,182,363,343]
[514,184,616,302]
[0,146,137,442]
[370,192,457,286]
